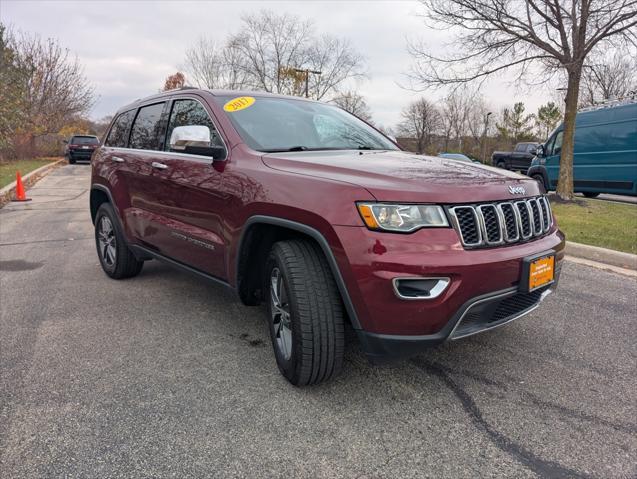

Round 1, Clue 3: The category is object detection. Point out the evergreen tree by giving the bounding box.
[536,102,562,140]
[496,102,536,144]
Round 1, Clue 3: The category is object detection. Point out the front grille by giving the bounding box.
[449,196,552,248]
[451,286,550,339]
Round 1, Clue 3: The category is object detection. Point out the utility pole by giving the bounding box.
[482,111,493,164]
[293,68,322,98]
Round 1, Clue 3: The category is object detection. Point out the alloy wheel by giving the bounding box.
[270,267,292,360]
[97,216,117,266]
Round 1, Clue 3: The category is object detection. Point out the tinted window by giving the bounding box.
[71,136,99,145]
[165,99,223,151]
[129,102,166,151]
[526,144,537,153]
[213,96,396,152]
[105,110,135,148]
[514,144,526,152]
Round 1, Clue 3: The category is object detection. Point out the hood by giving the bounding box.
[262,150,541,203]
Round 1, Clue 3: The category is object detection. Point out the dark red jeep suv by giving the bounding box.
[90,88,565,385]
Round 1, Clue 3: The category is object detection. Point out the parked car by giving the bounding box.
[492,142,540,172]
[64,135,100,164]
[528,99,637,197]
[90,88,564,385]
[437,152,475,163]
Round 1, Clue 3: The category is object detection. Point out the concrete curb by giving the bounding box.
[0,158,65,206]
[565,241,637,271]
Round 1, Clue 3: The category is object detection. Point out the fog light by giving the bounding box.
[392,277,450,300]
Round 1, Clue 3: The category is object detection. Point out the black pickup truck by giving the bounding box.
[492,142,540,173]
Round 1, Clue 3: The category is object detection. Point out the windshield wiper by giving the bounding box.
[262,146,310,153]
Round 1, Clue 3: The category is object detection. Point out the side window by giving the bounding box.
[105,110,135,148]
[165,99,223,151]
[514,144,526,152]
[527,144,536,153]
[129,102,166,151]
[552,132,563,156]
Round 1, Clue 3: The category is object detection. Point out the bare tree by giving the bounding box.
[407,0,637,200]
[397,98,442,154]
[580,51,637,106]
[184,10,365,99]
[465,95,494,162]
[184,36,248,90]
[306,35,366,100]
[440,91,471,151]
[162,71,185,91]
[11,29,95,157]
[330,91,373,122]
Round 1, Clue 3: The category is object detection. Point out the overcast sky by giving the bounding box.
[2,0,550,127]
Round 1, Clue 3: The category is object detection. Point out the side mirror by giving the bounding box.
[535,145,544,157]
[169,125,226,160]
[62,139,69,144]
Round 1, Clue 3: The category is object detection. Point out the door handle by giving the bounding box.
[151,162,168,170]
[111,156,125,163]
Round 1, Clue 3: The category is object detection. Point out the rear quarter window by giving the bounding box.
[105,110,135,148]
[129,102,167,151]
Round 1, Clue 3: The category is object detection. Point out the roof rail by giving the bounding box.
[579,94,637,112]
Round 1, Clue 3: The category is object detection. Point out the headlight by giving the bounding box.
[357,203,449,232]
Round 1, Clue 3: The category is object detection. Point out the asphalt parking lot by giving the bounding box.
[1,164,636,478]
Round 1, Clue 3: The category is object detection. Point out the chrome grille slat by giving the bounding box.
[449,196,552,248]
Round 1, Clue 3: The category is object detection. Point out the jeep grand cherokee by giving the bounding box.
[90,88,565,386]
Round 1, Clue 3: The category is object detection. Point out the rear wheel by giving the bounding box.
[94,203,143,279]
[264,240,344,386]
[496,161,506,169]
[583,192,600,198]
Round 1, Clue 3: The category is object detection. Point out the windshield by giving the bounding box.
[215,95,397,152]
[72,136,99,145]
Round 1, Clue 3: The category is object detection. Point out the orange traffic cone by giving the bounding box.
[12,171,31,202]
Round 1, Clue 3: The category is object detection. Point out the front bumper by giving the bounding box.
[331,224,565,359]
[357,279,558,362]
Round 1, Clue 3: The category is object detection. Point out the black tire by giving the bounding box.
[264,239,344,386]
[496,161,506,169]
[68,156,76,164]
[583,192,600,198]
[532,174,547,192]
[94,203,143,279]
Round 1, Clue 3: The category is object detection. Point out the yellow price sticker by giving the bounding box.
[223,96,255,112]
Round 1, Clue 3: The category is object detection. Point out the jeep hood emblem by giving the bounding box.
[508,185,526,195]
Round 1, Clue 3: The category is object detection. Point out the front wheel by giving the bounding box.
[94,203,144,279]
[532,174,546,192]
[264,240,344,386]
[583,192,600,198]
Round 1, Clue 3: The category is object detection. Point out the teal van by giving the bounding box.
[528,99,637,197]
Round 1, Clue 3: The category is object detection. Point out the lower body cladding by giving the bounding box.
[331,225,566,362]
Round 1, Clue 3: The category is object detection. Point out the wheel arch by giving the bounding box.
[90,184,114,224]
[235,216,361,329]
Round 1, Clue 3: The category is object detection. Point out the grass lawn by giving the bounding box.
[550,197,637,254]
[0,158,57,189]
